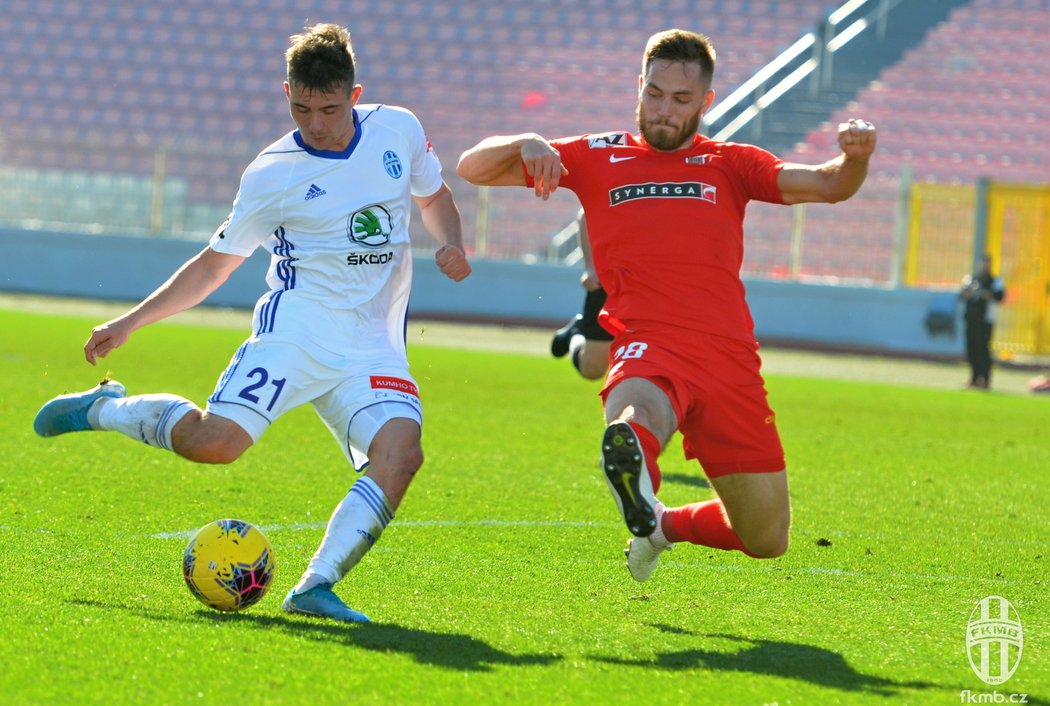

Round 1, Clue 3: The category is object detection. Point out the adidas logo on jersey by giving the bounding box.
[304,183,327,201]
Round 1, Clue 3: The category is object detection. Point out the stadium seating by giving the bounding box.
[789,0,1050,184]
[765,0,1050,281]
[0,0,829,252]
[2,0,1046,280]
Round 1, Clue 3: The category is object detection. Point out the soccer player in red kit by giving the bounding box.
[458,29,876,581]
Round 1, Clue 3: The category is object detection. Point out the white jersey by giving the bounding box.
[209,104,443,351]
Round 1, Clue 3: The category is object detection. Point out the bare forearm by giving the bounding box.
[84,246,243,365]
[121,248,240,331]
[779,118,876,204]
[456,133,537,185]
[419,185,464,249]
[819,153,870,203]
[415,184,471,282]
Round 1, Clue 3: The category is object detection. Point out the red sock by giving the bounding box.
[628,422,661,493]
[663,499,758,557]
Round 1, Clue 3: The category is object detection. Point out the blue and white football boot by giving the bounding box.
[33,379,127,437]
[282,583,371,624]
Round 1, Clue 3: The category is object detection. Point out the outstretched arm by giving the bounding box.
[777,118,877,205]
[84,246,246,364]
[414,182,471,282]
[457,133,568,200]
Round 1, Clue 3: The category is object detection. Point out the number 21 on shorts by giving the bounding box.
[237,367,287,412]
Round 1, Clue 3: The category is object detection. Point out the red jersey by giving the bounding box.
[531,132,785,342]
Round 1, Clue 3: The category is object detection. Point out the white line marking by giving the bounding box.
[147,521,1035,586]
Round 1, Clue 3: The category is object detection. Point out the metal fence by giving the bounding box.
[903,180,1050,357]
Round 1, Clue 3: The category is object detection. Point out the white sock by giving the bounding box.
[650,501,671,548]
[93,394,199,450]
[293,476,394,594]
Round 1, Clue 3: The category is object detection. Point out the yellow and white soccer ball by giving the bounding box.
[183,519,275,612]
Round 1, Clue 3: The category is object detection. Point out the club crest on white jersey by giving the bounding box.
[382,150,403,178]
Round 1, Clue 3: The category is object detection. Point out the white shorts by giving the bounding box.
[206,334,422,471]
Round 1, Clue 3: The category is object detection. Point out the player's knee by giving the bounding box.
[741,522,790,558]
[575,358,606,380]
[381,440,424,480]
[171,412,253,464]
[366,417,424,483]
[380,448,423,494]
[398,444,424,476]
[573,344,608,380]
[177,434,251,465]
[746,533,789,558]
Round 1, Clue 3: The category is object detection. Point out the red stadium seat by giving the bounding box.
[2,0,1046,264]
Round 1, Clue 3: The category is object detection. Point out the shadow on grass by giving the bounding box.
[662,473,710,489]
[595,627,948,698]
[68,598,561,673]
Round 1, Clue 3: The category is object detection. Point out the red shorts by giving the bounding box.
[600,327,785,478]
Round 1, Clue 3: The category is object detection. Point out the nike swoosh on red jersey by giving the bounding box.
[609,154,636,163]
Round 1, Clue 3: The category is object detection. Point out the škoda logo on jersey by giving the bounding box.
[347,204,393,247]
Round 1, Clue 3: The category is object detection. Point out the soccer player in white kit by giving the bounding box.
[33,24,472,623]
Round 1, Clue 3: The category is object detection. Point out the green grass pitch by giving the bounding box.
[0,306,1047,705]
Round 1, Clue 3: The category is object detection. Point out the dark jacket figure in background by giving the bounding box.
[959,254,1006,389]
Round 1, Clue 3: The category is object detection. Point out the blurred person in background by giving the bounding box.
[550,209,613,380]
[959,254,1005,390]
[961,254,1007,388]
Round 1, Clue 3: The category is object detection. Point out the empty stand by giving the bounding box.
[789,0,1050,184]
[772,0,1050,282]
[0,0,828,253]
[4,0,1045,282]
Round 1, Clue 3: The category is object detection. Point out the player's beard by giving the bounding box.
[636,106,701,152]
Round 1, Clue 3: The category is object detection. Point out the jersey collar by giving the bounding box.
[293,109,363,159]
[636,132,706,153]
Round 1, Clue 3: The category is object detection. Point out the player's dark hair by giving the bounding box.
[286,23,356,94]
[643,29,716,86]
